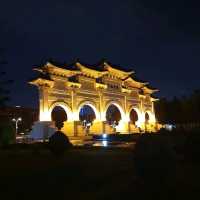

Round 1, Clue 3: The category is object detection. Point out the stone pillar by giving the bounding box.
[99,91,106,121]
[139,96,146,131]
[62,121,78,137]
[116,120,129,133]
[151,100,155,114]
[91,121,105,134]
[39,86,51,121]
[71,90,80,121]
[124,95,128,120]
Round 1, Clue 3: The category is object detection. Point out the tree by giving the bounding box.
[155,91,200,125]
[0,51,12,107]
[155,98,168,123]
[0,72,13,107]
[0,51,15,145]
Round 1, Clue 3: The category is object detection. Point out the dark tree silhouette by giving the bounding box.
[0,72,13,107]
[155,90,200,125]
[0,51,12,107]
[0,51,15,145]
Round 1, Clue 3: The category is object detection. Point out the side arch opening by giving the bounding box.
[51,106,68,130]
[77,102,99,135]
[106,104,122,126]
[129,108,139,125]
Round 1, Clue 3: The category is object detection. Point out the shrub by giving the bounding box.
[0,122,15,146]
[184,130,200,162]
[49,131,72,156]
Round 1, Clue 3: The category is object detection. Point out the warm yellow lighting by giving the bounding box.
[72,111,79,121]
[128,107,144,129]
[67,81,81,88]
[116,120,128,132]
[121,88,132,94]
[30,60,159,137]
[103,62,134,79]
[123,77,148,89]
[135,117,145,129]
[39,111,51,121]
[95,83,107,89]
[39,102,74,122]
[146,110,156,123]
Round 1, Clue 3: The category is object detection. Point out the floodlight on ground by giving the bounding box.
[102,134,107,139]
[102,140,108,147]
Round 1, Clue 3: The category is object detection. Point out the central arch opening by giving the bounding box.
[79,105,96,124]
[51,106,68,130]
[130,109,138,125]
[106,104,121,126]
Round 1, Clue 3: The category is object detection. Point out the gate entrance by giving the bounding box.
[51,106,67,130]
[30,60,158,138]
[79,105,96,135]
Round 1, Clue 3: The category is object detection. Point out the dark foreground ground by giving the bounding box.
[0,146,200,200]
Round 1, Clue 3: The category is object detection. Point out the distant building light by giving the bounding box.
[16,106,21,108]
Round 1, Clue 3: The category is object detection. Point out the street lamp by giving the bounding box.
[12,117,22,135]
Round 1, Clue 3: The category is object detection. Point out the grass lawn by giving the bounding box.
[0,147,200,200]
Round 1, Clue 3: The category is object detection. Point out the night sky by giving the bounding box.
[0,0,199,108]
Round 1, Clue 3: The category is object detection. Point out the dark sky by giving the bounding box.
[0,0,199,108]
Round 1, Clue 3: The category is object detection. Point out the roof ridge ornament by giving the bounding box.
[75,62,108,78]
[142,86,159,94]
[37,61,82,77]
[103,62,134,79]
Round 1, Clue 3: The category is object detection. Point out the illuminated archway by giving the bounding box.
[145,110,156,123]
[49,102,73,121]
[77,101,100,121]
[104,102,125,121]
[128,107,144,128]
[79,105,96,123]
[106,104,122,125]
[104,102,128,132]
[51,106,68,129]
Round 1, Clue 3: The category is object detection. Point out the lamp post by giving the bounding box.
[12,117,22,135]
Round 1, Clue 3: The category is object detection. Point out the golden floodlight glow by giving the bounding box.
[39,111,51,121]
[135,113,145,128]
[116,120,129,132]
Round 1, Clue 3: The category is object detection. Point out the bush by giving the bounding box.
[0,122,15,146]
[184,130,200,162]
[49,131,73,156]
